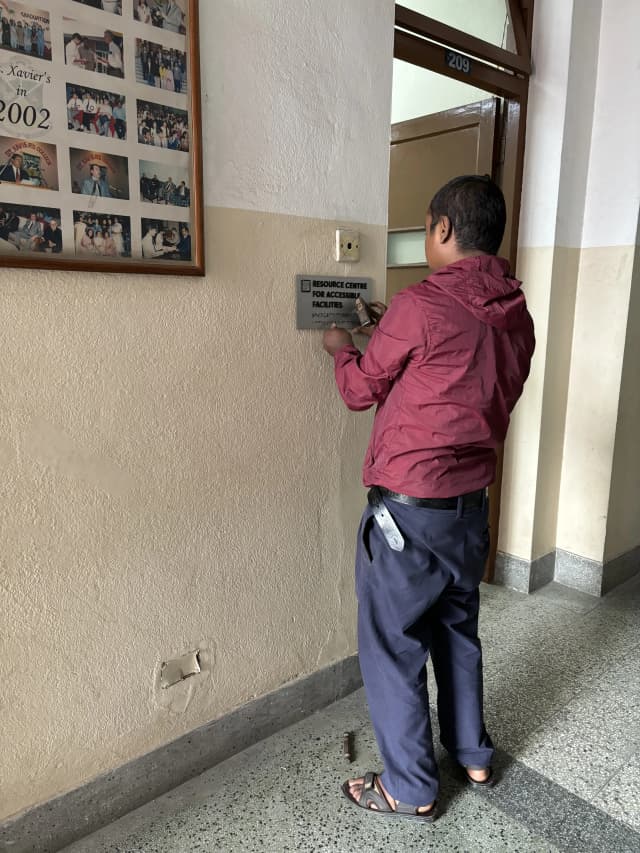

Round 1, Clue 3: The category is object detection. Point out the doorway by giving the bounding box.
[388,2,534,578]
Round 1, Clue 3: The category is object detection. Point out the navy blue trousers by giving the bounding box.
[356,493,494,806]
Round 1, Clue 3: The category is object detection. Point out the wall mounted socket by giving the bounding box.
[336,229,360,262]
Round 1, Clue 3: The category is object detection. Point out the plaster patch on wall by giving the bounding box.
[154,644,213,717]
[160,651,201,689]
[157,679,196,716]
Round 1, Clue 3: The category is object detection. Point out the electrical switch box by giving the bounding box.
[336,229,360,262]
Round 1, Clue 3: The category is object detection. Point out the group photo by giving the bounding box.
[66,84,127,140]
[73,210,130,257]
[141,217,190,261]
[0,3,51,60]
[64,27,124,78]
[134,0,186,34]
[0,139,58,190]
[72,0,122,13]
[69,148,130,199]
[135,38,188,94]
[137,99,189,151]
[139,160,189,206]
[0,202,62,254]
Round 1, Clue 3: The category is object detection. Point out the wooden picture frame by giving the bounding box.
[0,0,204,275]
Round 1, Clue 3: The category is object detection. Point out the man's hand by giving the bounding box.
[353,301,387,337]
[323,324,353,355]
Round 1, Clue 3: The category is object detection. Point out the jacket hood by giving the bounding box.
[427,255,526,331]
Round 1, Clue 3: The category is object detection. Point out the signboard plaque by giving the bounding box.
[296,274,373,330]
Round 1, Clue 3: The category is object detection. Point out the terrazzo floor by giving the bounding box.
[62,573,640,853]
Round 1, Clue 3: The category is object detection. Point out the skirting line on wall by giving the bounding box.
[0,656,362,853]
[495,544,640,596]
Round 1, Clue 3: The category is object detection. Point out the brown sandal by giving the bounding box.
[341,771,437,823]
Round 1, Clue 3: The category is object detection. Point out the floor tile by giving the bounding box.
[593,751,640,831]
[530,581,604,614]
[62,690,558,853]
[55,580,640,852]
[515,676,640,799]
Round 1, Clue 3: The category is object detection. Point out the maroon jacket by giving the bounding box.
[333,255,535,498]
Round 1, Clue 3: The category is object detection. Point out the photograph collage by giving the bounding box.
[0,0,196,268]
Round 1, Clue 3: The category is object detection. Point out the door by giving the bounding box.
[386,97,501,580]
[387,97,498,300]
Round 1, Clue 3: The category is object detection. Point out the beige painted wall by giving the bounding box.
[499,0,640,572]
[498,246,551,561]
[498,246,582,562]
[605,242,640,560]
[0,208,385,820]
[0,0,397,821]
[501,244,637,565]
[556,246,636,561]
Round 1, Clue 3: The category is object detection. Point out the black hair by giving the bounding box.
[428,174,506,255]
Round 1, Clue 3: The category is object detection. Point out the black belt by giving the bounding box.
[377,486,485,511]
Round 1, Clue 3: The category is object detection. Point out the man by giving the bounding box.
[65,33,84,67]
[141,223,167,258]
[67,89,84,131]
[74,214,87,249]
[151,50,160,88]
[10,211,43,250]
[175,180,188,206]
[80,163,111,197]
[324,176,535,822]
[176,224,190,260]
[0,153,29,183]
[82,90,98,132]
[102,30,123,77]
[39,219,62,253]
[149,173,161,202]
[36,25,45,58]
[161,176,175,204]
[161,0,184,33]
[98,97,113,136]
[172,60,183,93]
[113,99,126,139]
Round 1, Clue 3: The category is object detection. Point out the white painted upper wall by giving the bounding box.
[201,0,395,226]
[580,0,640,248]
[554,0,602,248]
[520,0,640,250]
[518,0,575,248]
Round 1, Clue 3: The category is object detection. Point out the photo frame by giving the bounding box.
[0,0,204,275]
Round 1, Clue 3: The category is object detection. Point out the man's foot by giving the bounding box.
[462,766,494,788]
[343,772,436,817]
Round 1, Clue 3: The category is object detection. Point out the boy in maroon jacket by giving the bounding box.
[323,175,535,822]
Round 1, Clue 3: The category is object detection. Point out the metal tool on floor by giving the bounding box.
[343,731,353,762]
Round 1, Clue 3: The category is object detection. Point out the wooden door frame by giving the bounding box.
[392,1,535,579]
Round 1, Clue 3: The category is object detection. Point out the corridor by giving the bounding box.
[61,575,640,852]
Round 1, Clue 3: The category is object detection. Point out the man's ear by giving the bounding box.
[439,215,453,244]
